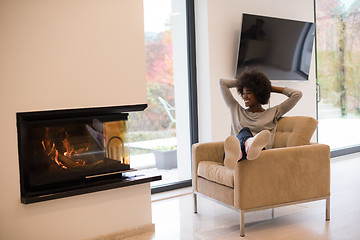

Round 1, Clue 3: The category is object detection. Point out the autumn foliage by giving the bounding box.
[128,29,176,133]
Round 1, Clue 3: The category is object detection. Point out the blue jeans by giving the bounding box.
[236,127,253,161]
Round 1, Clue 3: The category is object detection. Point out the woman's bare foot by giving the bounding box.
[224,136,242,169]
[245,130,271,160]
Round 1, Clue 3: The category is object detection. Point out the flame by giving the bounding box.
[62,132,88,163]
[42,129,88,169]
[41,141,67,169]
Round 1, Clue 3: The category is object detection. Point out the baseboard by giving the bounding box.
[88,223,155,240]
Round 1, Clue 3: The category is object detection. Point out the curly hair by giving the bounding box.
[236,69,271,105]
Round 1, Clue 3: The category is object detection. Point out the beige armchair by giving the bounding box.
[192,116,330,237]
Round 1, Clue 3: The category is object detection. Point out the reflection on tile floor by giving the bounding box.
[151,194,308,240]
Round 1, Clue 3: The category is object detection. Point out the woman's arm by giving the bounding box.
[219,79,238,107]
[272,87,303,119]
[271,85,285,94]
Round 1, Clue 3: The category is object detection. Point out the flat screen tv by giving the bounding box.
[235,13,315,81]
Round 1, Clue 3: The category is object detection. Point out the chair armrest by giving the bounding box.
[192,141,224,192]
[234,143,330,210]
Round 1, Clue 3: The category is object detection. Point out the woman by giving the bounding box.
[219,69,302,168]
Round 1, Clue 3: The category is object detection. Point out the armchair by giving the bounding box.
[192,116,330,237]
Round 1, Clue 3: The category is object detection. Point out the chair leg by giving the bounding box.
[193,193,198,214]
[240,210,245,237]
[326,197,330,221]
[271,208,275,219]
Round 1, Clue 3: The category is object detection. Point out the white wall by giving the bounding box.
[0,0,147,113]
[195,0,317,142]
[0,0,151,239]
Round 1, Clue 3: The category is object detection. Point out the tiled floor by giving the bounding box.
[126,152,360,240]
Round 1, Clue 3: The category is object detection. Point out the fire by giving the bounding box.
[41,128,88,169]
[40,121,128,170]
[41,140,68,169]
[62,132,88,161]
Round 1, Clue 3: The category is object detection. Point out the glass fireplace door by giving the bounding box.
[17,111,131,194]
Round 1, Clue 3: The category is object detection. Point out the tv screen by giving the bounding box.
[235,13,315,81]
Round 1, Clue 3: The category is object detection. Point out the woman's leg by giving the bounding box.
[245,130,271,160]
[223,127,252,169]
[236,127,271,160]
[224,128,271,168]
[236,127,253,161]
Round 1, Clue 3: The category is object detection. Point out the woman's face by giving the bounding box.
[241,87,259,108]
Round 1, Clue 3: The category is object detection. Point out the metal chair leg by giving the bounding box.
[271,208,275,219]
[193,193,198,214]
[240,210,245,237]
[326,197,330,221]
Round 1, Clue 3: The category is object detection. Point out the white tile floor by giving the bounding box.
[125,152,360,240]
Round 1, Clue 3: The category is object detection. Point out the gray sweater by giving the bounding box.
[219,78,302,149]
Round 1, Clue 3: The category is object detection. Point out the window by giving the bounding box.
[128,0,194,190]
[316,0,360,151]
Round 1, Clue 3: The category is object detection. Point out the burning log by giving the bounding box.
[57,154,84,168]
[58,154,104,168]
[42,138,104,169]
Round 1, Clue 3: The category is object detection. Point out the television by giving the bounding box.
[235,13,315,81]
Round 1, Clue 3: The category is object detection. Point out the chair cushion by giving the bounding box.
[273,116,318,148]
[197,161,234,188]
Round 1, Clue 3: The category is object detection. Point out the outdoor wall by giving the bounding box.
[195,0,317,142]
[0,1,151,239]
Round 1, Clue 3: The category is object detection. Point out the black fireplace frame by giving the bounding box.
[17,104,161,204]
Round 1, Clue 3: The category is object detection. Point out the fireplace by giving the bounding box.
[16,104,160,204]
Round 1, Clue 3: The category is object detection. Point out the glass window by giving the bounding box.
[127,0,191,188]
[316,0,360,150]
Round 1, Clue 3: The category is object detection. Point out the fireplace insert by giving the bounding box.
[17,105,147,203]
